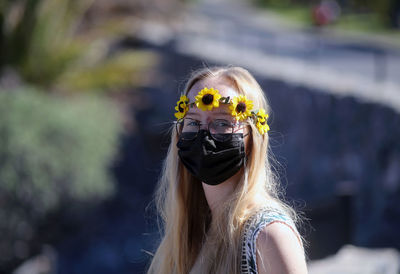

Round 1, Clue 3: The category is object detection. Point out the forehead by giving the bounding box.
[186,78,238,102]
[185,78,238,118]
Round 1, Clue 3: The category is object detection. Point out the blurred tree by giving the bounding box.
[254,0,312,8]
[0,0,182,272]
[389,0,400,29]
[0,87,122,272]
[254,0,400,29]
[365,0,400,28]
[326,0,399,28]
[0,0,159,92]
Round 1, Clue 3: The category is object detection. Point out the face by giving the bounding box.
[186,78,251,148]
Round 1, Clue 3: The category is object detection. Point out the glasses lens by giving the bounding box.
[180,118,199,140]
[209,119,233,142]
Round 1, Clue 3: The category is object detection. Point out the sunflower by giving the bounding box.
[195,87,221,111]
[255,108,270,135]
[174,95,189,119]
[229,95,254,121]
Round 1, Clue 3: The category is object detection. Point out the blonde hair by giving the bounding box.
[147,65,301,274]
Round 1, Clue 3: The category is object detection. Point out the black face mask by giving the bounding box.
[177,130,246,185]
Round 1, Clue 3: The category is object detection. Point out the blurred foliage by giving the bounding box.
[0,0,163,272]
[346,0,400,28]
[58,50,158,92]
[256,1,312,24]
[333,12,386,32]
[0,0,159,92]
[0,86,122,271]
[254,0,400,30]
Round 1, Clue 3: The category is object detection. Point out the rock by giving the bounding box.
[308,244,400,274]
[12,245,57,274]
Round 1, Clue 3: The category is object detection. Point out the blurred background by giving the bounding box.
[1,0,399,273]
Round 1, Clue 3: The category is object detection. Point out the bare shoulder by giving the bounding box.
[255,222,308,274]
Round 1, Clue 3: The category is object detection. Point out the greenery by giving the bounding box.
[0,0,160,272]
[0,0,163,272]
[0,0,158,92]
[0,87,122,271]
[257,2,312,26]
[253,0,400,35]
[58,49,158,92]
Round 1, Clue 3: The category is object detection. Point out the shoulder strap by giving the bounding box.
[240,207,301,274]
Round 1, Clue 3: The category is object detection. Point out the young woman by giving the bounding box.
[147,66,308,274]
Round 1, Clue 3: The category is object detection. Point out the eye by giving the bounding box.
[185,118,200,127]
[213,119,231,127]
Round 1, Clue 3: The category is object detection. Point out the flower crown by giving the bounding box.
[174,87,270,135]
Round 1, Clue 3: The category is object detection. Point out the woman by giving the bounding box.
[147,66,308,274]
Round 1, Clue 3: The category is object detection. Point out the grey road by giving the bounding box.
[138,0,400,111]
[181,0,400,83]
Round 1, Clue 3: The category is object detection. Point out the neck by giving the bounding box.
[202,170,242,215]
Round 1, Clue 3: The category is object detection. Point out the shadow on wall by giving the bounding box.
[258,76,400,259]
[133,46,400,261]
[52,40,400,273]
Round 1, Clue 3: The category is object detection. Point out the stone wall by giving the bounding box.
[53,41,400,273]
[154,47,400,259]
[257,76,400,258]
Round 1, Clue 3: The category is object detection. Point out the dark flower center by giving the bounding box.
[202,94,214,105]
[236,102,247,113]
[178,102,185,112]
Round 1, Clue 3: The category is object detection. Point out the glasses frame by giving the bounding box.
[175,117,249,142]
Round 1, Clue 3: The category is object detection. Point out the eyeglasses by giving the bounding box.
[175,117,248,142]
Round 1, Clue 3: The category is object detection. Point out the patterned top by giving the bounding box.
[240,207,301,274]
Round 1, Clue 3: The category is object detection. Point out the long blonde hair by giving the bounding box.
[147,65,300,274]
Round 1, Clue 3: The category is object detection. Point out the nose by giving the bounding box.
[199,122,208,130]
[199,117,211,130]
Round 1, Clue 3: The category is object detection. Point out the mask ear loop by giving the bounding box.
[243,151,249,195]
[242,120,255,196]
[242,120,251,194]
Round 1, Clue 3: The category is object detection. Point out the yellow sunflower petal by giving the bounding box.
[230,95,254,121]
[255,109,270,135]
[174,95,189,119]
[174,111,185,119]
[179,95,189,102]
[195,87,221,111]
[257,108,266,116]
